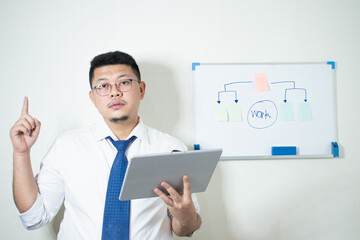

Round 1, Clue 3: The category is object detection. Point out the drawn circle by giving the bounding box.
[247,100,278,129]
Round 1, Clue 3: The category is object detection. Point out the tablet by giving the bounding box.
[119,148,222,200]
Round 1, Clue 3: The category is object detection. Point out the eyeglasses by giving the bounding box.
[93,79,141,96]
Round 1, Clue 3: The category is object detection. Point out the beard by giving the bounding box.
[109,115,129,122]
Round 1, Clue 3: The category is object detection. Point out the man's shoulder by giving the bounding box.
[55,125,97,143]
[143,124,187,150]
[42,125,98,160]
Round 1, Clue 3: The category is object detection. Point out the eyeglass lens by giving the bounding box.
[95,80,133,96]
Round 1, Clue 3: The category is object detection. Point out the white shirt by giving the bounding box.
[19,119,200,240]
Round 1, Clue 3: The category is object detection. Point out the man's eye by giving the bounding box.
[120,80,131,85]
[99,84,109,88]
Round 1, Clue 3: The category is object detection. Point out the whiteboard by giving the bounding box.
[193,62,338,159]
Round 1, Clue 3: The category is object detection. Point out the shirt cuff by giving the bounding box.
[18,193,45,229]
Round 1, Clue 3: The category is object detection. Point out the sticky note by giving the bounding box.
[298,102,312,121]
[280,103,294,121]
[254,73,270,91]
[215,103,228,122]
[227,103,242,122]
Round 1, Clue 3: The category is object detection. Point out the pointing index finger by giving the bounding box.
[22,96,29,115]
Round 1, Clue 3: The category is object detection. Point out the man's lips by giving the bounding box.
[107,100,126,109]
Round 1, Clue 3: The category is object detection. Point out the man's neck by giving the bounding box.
[105,116,139,140]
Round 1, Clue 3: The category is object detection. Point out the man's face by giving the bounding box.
[89,64,145,124]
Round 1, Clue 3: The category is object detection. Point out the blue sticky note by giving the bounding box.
[298,103,312,121]
[280,103,294,121]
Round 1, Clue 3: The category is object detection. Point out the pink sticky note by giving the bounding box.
[254,73,269,91]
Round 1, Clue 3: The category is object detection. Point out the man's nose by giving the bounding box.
[110,84,123,97]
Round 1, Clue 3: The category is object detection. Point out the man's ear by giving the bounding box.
[89,90,95,104]
[139,81,146,100]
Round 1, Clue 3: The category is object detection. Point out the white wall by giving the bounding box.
[1,0,359,239]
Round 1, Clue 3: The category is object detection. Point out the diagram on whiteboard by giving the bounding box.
[215,72,312,129]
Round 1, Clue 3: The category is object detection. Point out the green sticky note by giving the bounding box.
[227,103,242,122]
[280,103,294,121]
[214,103,228,122]
[299,102,312,121]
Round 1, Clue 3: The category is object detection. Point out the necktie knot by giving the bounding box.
[108,135,137,152]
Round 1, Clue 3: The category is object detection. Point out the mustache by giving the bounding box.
[107,100,126,108]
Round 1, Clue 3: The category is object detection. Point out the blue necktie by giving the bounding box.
[102,135,137,240]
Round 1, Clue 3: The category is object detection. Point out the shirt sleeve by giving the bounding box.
[18,139,65,230]
[191,193,200,214]
[18,193,46,230]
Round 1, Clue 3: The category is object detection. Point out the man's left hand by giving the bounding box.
[154,175,201,236]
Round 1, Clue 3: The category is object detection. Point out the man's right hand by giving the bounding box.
[10,97,41,154]
[11,97,41,213]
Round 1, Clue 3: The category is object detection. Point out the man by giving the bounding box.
[10,51,201,239]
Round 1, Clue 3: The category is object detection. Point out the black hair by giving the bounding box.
[89,51,141,88]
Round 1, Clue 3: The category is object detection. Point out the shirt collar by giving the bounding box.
[94,117,150,144]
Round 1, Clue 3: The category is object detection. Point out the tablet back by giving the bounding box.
[119,149,222,200]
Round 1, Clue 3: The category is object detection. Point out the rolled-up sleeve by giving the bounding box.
[18,139,65,230]
[19,193,46,230]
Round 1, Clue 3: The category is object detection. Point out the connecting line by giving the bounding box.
[271,81,308,102]
[224,81,253,91]
[284,88,307,102]
[271,81,296,88]
[217,90,238,103]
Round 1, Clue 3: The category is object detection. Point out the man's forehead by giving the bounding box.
[94,64,135,79]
